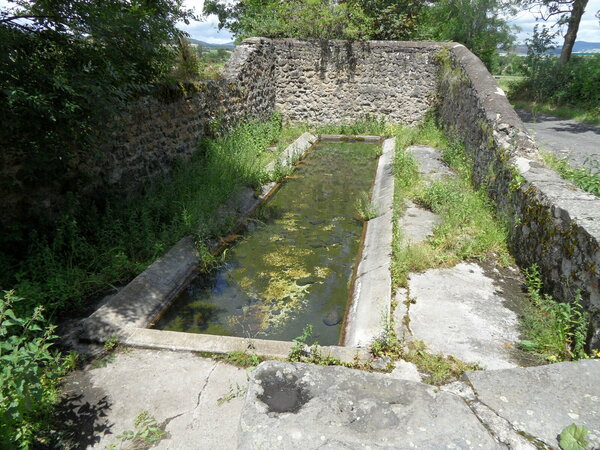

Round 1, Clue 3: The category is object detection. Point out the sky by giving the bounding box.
[179,0,600,45]
[0,0,598,44]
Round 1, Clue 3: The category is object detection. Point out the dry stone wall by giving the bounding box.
[270,39,440,124]
[97,39,276,193]
[437,44,600,347]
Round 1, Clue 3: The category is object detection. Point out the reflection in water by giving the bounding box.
[155,142,379,345]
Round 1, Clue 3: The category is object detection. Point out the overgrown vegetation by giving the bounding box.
[1,115,287,319]
[205,0,519,69]
[519,265,591,362]
[504,27,600,124]
[541,152,600,196]
[390,120,511,288]
[369,324,480,385]
[0,291,74,449]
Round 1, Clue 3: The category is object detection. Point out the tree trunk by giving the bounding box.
[559,0,589,65]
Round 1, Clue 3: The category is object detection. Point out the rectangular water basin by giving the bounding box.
[152,141,381,345]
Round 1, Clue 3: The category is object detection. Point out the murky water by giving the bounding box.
[154,141,379,345]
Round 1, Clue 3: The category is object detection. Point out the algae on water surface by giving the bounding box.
[155,142,379,345]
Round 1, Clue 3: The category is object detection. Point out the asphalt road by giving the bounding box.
[517,109,600,171]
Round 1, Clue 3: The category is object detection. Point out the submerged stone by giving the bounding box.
[322,305,343,326]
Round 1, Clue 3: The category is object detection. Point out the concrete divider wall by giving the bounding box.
[438,44,600,347]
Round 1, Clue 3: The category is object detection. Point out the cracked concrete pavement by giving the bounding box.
[60,348,248,449]
[239,360,600,449]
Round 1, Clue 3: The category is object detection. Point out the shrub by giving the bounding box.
[0,291,67,449]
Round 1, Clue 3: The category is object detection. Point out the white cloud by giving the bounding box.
[507,0,600,43]
[178,0,234,43]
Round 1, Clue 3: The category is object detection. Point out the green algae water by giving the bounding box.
[154,141,379,345]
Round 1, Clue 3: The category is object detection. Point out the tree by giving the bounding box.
[524,0,592,64]
[0,0,194,228]
[343,0,424,40]
[418,0,518,70]
[204,0,373,42]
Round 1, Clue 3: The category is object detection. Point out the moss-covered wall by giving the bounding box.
[437,43,600,348]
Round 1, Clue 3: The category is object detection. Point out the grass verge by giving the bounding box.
[391,123,511,288]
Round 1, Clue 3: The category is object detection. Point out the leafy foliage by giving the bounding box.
[508,26,600,119]
[418,0,517,70]
[519,265,591,362]
[0,0,194,231]
[559,423,589,450]
[0,291,68,449]
[204,0,373,42]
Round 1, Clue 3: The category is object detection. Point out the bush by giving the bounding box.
[0,291,67,449]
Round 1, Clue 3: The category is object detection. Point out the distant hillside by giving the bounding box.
[189,38,234,49]
[512,41,600,55]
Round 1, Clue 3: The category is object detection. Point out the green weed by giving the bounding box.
[116,410,166,446]
[541,152,600,197]
[217,350,263,368]
[217,383,247,406]
[519,265,591,362]
[403,340,481,385]
[354,191,379,221]
[0,291,68,449]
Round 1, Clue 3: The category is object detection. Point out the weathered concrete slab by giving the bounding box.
[80,237,199,342]
[398,200,440,244]
[466,359,600,448]
[264,132,317,173]
[406,145,453,182]
[59,348,246,449]
[406,262,524,370]
[344,137,395,347]
[238,361,501,449]
[124,328,369,363]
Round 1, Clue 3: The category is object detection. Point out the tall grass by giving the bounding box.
[1,115,288,317]
[391,121,511,287]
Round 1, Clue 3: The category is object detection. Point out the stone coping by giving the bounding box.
[343,137,395,347]
[443,43,600,347]
[122,328,369,364]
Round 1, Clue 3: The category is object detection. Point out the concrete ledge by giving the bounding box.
[344,137,395,347]
[124,328,369,364]
[80,133,317,344]
[318,134,383,143]
[80,236,199,342]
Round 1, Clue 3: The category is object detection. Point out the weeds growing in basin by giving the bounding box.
[519,265,591,362]
[541,152,600,197]
[354,191,379,221]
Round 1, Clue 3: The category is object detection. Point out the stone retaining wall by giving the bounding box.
[437,44,600,347]
[270,39,439,124]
